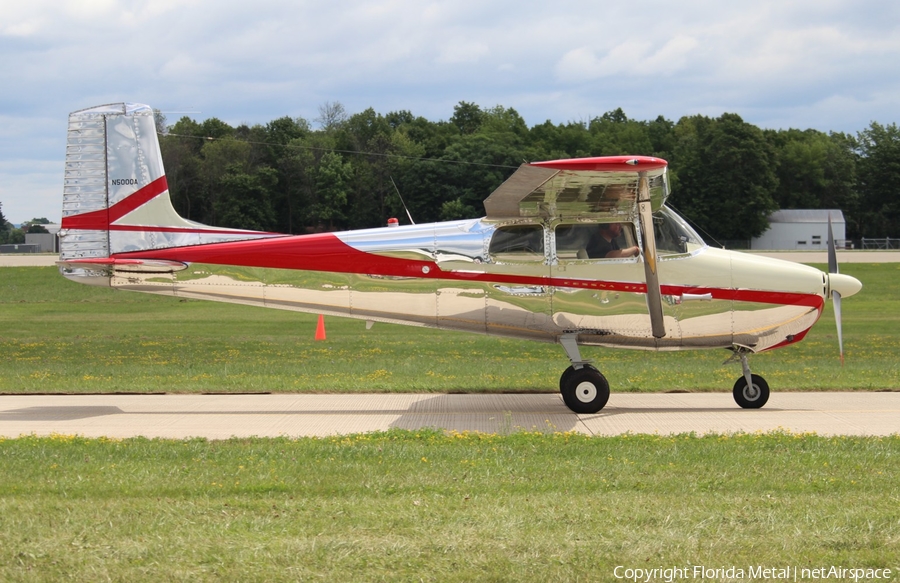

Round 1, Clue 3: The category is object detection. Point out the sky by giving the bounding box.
[1,0,898,224]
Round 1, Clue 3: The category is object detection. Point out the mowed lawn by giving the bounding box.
[0,432,897,582]
[0,263,898,394]
[1,265,899,581]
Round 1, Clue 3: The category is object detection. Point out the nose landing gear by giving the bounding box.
[556,337,773,413]
[729,348,770,409]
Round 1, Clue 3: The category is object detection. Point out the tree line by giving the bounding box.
[158,102,899,242]
[0,208,49,245]
[6,102,896,246]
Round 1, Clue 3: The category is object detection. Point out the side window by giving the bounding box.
[488,225,544,262]
[554,224,596,260]
[555,223,639,260]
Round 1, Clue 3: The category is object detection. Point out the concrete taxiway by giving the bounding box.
[0,392,897,439]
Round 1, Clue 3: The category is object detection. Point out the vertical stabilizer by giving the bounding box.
[59,103,278,270]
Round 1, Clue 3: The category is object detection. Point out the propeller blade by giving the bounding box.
[832,290,844,366]
[827,213,844,365]
[827,214,838,275]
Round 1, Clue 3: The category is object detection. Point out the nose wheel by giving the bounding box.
[732,373,769,409]
[560,365,610,413]
[729,349,770,408]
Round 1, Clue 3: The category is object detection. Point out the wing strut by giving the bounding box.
[637,174,666,338]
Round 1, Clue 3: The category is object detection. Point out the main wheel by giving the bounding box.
[559,363,598,392]
[560,366,610,414]
[732,374,770,409]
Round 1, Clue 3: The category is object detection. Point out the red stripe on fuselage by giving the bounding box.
[113,232,825,311]
[61,176,170,230]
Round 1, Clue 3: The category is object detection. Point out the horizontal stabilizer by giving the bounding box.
[57,257,188,273]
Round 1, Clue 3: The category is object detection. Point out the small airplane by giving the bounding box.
[57,103,862,413]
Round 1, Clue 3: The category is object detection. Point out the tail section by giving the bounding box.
[59,103,278,280]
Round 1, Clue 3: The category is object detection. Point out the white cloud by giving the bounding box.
[556,35,699,81]
[1,19,42,37]
[1,0,899,221]
[436,39,490,64]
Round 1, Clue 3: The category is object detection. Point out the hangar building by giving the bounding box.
[751,210,846,250]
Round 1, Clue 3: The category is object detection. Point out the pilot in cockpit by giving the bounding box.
[586,223,641,259]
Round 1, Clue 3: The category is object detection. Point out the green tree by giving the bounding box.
[199,138,251,225]
[856,121,900,237]
[671,113,779,242]
[589,109,655,156]
[22,217,51,234]
[259,116,310,169]
[528,119,591,160]
[214,165,278,232]
[768,130,856,207]
[767,129,860,237]
[5,228,25,244]
[160,134,203,221]
[450,102,485,135]
[0,202,9,244]
[420,131,523,223]
[480,106,528,138]
[199,118,235,140]
[309,151,351,230]
[163,117,240,226]
[275,140,316,234]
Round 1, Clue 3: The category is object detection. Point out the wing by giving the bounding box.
[483,156,669,221]
[483,155,670,338]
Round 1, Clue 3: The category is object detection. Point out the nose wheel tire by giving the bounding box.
[732,374,770,409]
[560,366,610,414]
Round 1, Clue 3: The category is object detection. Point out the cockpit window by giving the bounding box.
[654,207,705,255]
[488,225,544,262]
[555,223,639,260]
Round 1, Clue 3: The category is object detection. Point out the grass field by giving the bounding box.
[2,265,899,581]
[0,431,897,581]
[1,264,898,394]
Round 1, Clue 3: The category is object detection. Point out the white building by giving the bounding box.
[751,210,846,250]
[24,223,61,253]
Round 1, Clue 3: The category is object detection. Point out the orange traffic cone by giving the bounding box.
[315,314,327,341]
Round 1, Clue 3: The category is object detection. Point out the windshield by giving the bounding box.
[654,207,705,255]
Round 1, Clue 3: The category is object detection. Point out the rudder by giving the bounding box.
[59,103,168,260]
[59,103,276,273]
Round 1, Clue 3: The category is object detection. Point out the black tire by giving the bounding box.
[558,363,598,392]
[732,374,770,409]
[560,367,610,414]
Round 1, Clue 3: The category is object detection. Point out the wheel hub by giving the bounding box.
[743,384,760,400]
[575,381,597,403]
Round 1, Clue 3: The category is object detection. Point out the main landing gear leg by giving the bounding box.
[729,349,770,409]
[558,334,610,414]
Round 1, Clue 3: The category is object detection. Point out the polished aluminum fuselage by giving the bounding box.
[57,102,829,355]
[72,215,826,354]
